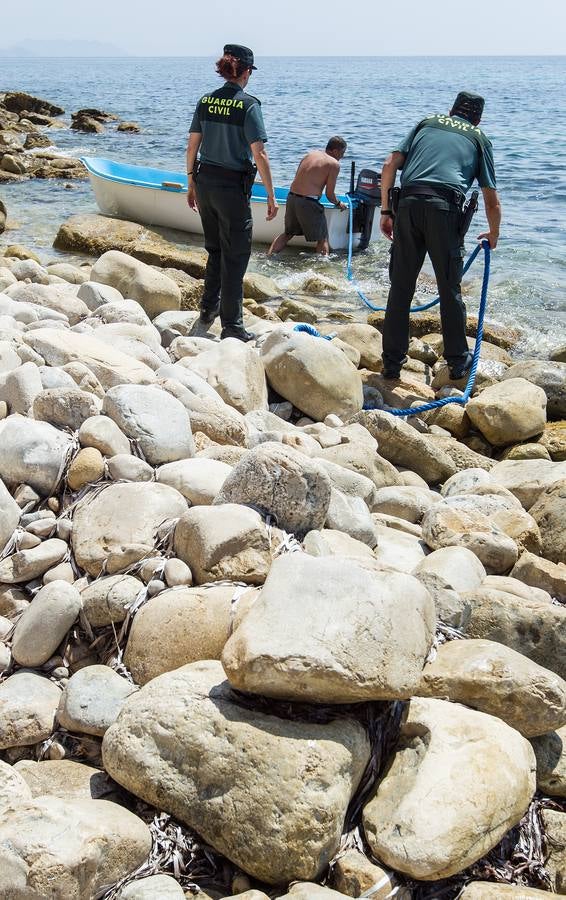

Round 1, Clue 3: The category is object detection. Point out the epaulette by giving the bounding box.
[245,93,262,106]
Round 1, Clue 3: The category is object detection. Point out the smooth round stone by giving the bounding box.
[57,665,138,736]
[107,454,154,482]
[43,562,75,585]
[147,579,165,597]
[78,415,131,457]
[163,558,193,587]
[67,447,105,492]
[11,581,82,667]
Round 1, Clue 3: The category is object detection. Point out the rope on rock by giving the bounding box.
[293,240,492,419]
[344,194,483,313]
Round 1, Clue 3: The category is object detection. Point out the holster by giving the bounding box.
[242,161,258,197]
[388,186,401,216]
[192,160,201,183]
[460,189,479,238]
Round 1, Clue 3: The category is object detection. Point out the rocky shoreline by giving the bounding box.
[1,89,566,900]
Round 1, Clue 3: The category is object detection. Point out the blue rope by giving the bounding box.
[293,240,492,419]
[344,195,482,312]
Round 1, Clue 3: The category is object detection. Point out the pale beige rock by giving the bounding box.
[333,322,383,370]
[215,442,332,536]
[0,759,32,810]
[373,521,429,573]
[72,482,188,576]
[0,475,20,551]
[542,809,566,893]
[466,378,547,446]
[107,453,154,482]
[174,504,272,585]
[511,550,566,602]
[0,585,29,619]
[43,561,75,585]
[489,458,566,509]
[531,724,566,797]
[279,885,348,899]
[23,327,157,388]
[67,446,105,491]
[185,337,268,414]
[417,638,566,736]
[222,554,435,702]
[459,884,552,898]
[362,698,536,881]
[81,574,142,627]
[79,414,131,456]
[102,660,370,885]
[261,328,363,421]
[164,381,249,447]
[0,414,72,495]
[464,587,566,680]
[0,537,68,583]
[12,581,82,667]
[156,457,232,505]
[119,875,186,899]
[0,671,60,749]
[414,545,486,592]
[316,442,401,490]
[33,387,100,431]
[303,528,377,561]
[331,850,398,898]
[124,584,234,684]
[422,503,518,574]
[0,796,151,899]
[482,574,552,605]
[57,665,138,736]
[90,249,181,318]
[14,759,116,801]
[529,478,566,563]
[7,281,89,324]
[353,409,457,485]
[371,485,440,523]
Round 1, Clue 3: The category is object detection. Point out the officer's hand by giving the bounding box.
[380,213,394,241]
[187,185,198,212]
[478,230,498,250]
[266,196,279,221]
[338,201,348,211]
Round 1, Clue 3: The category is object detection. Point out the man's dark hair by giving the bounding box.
[326,136,347,153]
[450,91,485,126]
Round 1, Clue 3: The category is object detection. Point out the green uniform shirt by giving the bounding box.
[190,81,267,172]
[395,114,497,194]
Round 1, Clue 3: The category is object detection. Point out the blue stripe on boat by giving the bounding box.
[80,156,354,208]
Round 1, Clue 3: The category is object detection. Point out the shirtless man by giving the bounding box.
[268,136,347,255]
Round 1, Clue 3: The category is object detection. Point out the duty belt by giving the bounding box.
[400,181,465,208]
[196,162,248,180]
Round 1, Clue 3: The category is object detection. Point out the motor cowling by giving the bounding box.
[351,168,381,251]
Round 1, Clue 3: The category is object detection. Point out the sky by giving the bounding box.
[1,0,565,56]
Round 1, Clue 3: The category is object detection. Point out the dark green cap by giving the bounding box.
[452,91,485,122]
[223,44,257,70]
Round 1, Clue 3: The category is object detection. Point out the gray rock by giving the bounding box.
[325,488,377,547]
[80,574,143,627]
[215,442,331,536]
[12,581,82,667]
[33,387,100,431]
[0,538,68,584]
[0,477,20,553]
[102,384,194,465]
[0,671,61,749]
[0,758,32,809]
[57,665,138,736]
[502,360,566,419]
[222,554,435,703]
[107,453,154,482]
[38,364,77,390]
[156,457,232,505]
[77,280,124,311]
[0,414,72,494]
[0,361,43,415]
[529,478,566,564]
[421,503,518,574]
[489,459,566,509]
[79,414,131,456]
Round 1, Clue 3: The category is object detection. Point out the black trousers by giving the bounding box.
[195,170,252,329]
[382,199,469,370]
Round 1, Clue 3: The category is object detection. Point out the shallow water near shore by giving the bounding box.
[1,55,565,355]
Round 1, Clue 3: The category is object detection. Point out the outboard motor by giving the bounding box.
[348,163,381,251]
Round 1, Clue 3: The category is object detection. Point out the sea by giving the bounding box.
[1,55,565,356]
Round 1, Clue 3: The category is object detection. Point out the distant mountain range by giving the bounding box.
[0,39,127,57]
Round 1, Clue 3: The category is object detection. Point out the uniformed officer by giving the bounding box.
[379,91,502,380]
[186,44,278,342]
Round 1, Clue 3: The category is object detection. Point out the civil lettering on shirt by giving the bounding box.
[201,96,245,116]
[434,115,482,135]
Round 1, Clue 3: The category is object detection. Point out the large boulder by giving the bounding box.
[489,459,566,509]
[463,587,566,680]
[23,327,156,388]
[466,378,547,446]
[0,797,151,899]
[421,502,518,574]
[102,384,194,465]
[416,638,566,736]
[72,482,188,576]
[183,338,268,414]
[353,410,457,485]
[502,360,566,419]
[33,387,100,431]
[222,554,435,703]
[90,249,181,318]
[124,584,236,684]
[215,442,331,536]
[261,329,363,421]
[529,478,566,563]
[102,660,370,884]
[511,550,566,601]
[173,504,272,585]
[362,698,536,881]
[0,415,72,495]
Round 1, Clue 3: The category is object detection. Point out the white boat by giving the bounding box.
[80,156,381,251]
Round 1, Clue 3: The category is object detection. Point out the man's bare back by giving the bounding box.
[290,150,340,200]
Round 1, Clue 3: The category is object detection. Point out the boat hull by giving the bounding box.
[81,157,378,251]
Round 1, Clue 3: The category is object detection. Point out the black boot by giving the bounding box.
[221,325,256,342]
[449,350,474,380]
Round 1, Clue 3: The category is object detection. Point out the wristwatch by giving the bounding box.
[381,209,393,216]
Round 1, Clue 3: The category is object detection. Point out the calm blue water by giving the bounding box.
[1,56,565,355]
